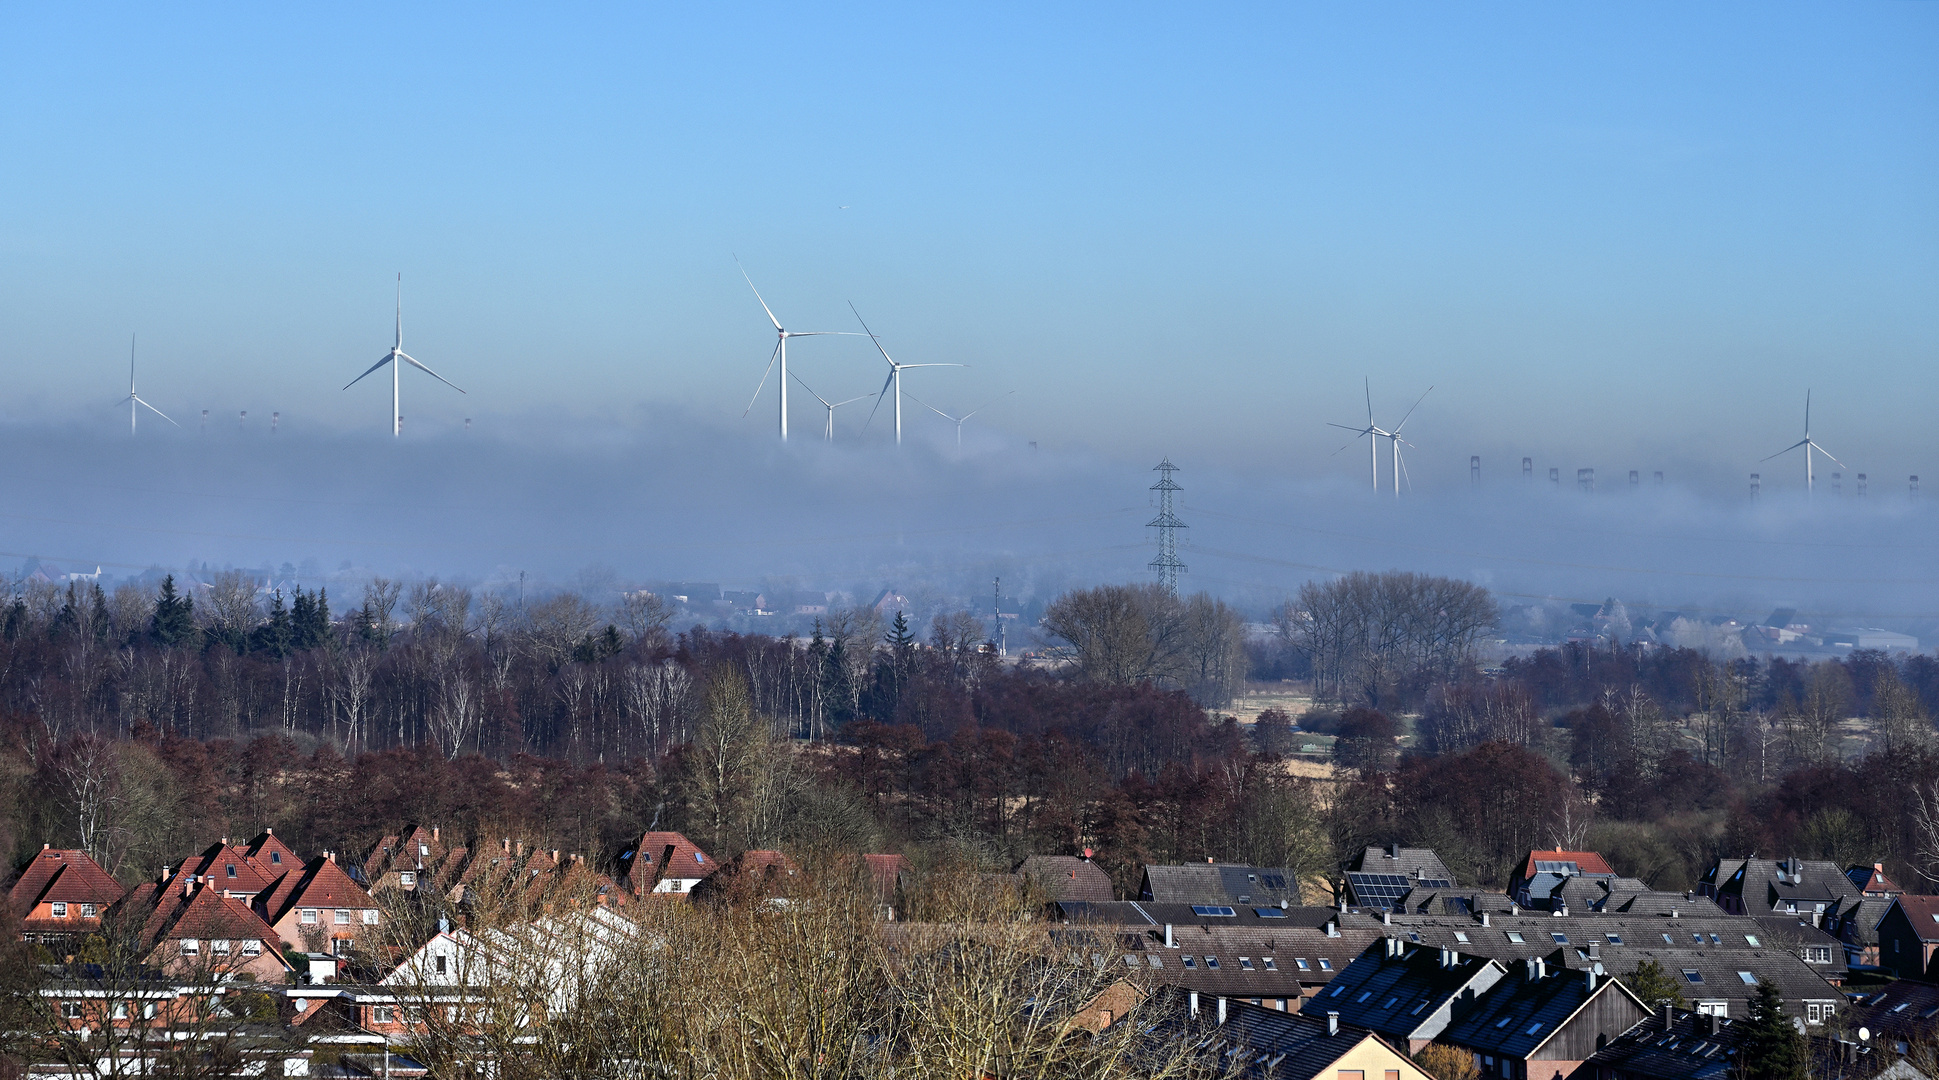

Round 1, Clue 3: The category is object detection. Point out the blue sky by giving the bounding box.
[1,2,1934,489]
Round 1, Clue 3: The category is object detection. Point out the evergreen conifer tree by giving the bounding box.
[88,583,109,643]
[151,575,196,647]
[252,591,294,658]
[48,583,79,641]
[1621,960,1687,1012]
[1737,979,1808,1080]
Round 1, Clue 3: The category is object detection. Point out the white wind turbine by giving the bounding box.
[789,371,872,441]
[737,258,862,442]
[344,275,464,436]
[907,390,1015,453]
[849,304,964,444]
[120,333,178,435]
[1328,380,1430,497]
[1761,390,1845,494]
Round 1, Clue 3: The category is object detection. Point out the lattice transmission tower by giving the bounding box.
[1148,457,1187,595]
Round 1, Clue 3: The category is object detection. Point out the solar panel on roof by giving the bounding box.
[1190,905,1236,917]
[1417,878,1453,889]
[1347,872,1413,910]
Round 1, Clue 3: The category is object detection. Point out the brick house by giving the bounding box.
[8,845,126,947]
[118,879,293,980]
[256,854,381,956]
[615,832,716,896]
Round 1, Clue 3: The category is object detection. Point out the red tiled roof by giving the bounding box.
[1019,855,1115,903]
[1895,895,1939,942]
[1520,848,1616,880]
[261,857,374,926]
[862,854,910,897]
[243,830,301,871]
[9,848,124,913]
[622,832,716,891]
[168,885,282,943]
[166,842,280,896]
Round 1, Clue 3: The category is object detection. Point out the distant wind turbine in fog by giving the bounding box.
[1329,380,1431,496]
[120,334,178,435]
[790,371,871,441]
[1761,390,1845,494]
[850,304,964,445]
[343,275,465,437]
[736,258,862,443]
[908,390,1015,452]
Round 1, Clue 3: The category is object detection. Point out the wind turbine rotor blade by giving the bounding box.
[848,303,898,367]
[960,390,1016,421]
[1811,442,1849,470]
[903,390,955,422]
[1365,377,1373,427]
[734,256,784,332]
[1804,389,1811,435]
[136,397,180,426]
[1759,439,1809,462]
[398,352,466,393]
[782,331,867,338]
[1398,445,1414,493]
[789,369,833,408]
[1327,422,1373,435]
[894,363,965,369]
[344,353,394,391]
[1328,438,1362,457]
[743,342,781,417]
[862,369,895,431]
[1392,385,1434,433]
[832,395,872,408]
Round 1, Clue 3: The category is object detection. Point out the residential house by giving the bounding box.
[1879,895,1939,979]
[1511,848,1618,909]
[1704,856,1848,924]
[1850,863,1906,898]
[1434,957,1647,1080]
[1300,938,1508,1054]
[862,853,912,920]
[1830,894,1899,968]
[615,831,716,896]
[1344,845,1459,911]
[1140,861,1304,908]
[1154,992,1434,1080]
[1844,978,1939,1059]
[161,839,283,905]
[114,878,293,980]
[9,845,126,947]
[691,849,802,905]
[1021,855,1115,903]
[360,825,452,893]
[1578,1005,1750,1079]
[1056,901,1384,999]
[255,853,381,957]
[237,827,301,874]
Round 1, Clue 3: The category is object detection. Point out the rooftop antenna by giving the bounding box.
[735,257,862,442]
[1149,458,1187,595]
[851,303,965,445]
[120,334,179,435]
[789,370,871,441]
[1761,390,1844,494]
[345,274,465,437]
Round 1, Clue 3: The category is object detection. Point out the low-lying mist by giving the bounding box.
[0,408,1930,636]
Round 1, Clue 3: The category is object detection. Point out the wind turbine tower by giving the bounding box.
[1148,458,1187,595]
[736,259,861,442]
[345,275,465,436]
[120,334,179,434]
[851,304,964,444]
[1760,390,1845,494]
[1329,380,1430,497]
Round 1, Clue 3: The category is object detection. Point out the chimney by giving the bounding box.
[1660,1004,1673,1029]
[1338,899,1347,914]
[1671,908,1679,919]
[42,843,48,850]
[1706,1014,1721,1037]
[503,838,511,855]
[1510,904,1519,916]
[1481,913,1491,927]
[327,851,336,864]
[1528,959,1545,982]
[515,841,524,857]
[1585,970,1597,991]
[1587,942,1600,960]
[1327,1011,1340,1036]
[221,836,229,846]
[1382,910,1392,926]
[432,826,439,843]
[1439,948,1452,968]
[1325,921,1339,938]
[265,826,272,835]
[1164,924,1174,948]
[1205,856,1214,864]
[1389,842,1400,859]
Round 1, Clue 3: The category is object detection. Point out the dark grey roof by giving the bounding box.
[1018,856,1114,903]
[1829,897,1897,947]
[1054,901,1343,930]
[1349,846,1456,886]
[1598,946,1839,1020]
[1060,923,1379,1000]
[1139,864,1302,907]
[1438,958,1645,1059]
[1299,939,1504,1043]
[1845,979,1939,1045]
[1151,992,1409,1080]
[1717,858,1850,915]
[1583,1006,1746,1079]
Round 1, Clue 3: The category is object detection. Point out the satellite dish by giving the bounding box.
[1858,1026,1871,1041]
[1593,962,1605,976]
